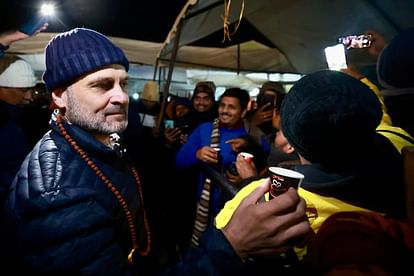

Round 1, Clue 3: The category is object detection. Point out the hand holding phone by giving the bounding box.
[177,124,190,134]
[164,119,174,129]
[19,16,49,36]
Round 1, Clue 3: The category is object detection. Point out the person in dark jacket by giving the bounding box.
[280,70,405,219]
[246,81,286,137]
[377,27,414,138]
[0,54,36,207]
[1,27,311,275]
[177,81,218,135]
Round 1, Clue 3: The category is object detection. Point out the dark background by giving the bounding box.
[1,0,186,42]
[1,0,272,47]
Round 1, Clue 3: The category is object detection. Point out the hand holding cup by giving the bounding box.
[268,167,304,199]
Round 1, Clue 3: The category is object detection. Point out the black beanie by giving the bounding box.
[281,70,382,164]
[191,81,216,101]
[43,28,129,92]
[377,27,414,96]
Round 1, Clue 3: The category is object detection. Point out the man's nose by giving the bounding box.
[111,85,129,104]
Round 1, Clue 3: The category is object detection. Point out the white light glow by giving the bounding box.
[41,3,55,16]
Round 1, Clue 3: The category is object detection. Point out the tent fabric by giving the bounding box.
[159,0,414,74]
[9,1,414,74]
[160,40,295,72]
[8,33,162,66]
[8,33,288,73]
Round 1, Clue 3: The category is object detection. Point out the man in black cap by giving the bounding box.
[280,70,404,219]
[377,27,414,138]
[176,81,218,135]
[1,27,310,275]
[217,70,406,246]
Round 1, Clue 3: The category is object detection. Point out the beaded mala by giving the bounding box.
[56,113,151,265]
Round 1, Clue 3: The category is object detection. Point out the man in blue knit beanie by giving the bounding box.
[1,28,310,275]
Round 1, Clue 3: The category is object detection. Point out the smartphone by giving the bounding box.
[164,119,174,129]
[324,44,347,71]
[19,16,48,36]
[177,124,190,133]
[338,34,372,49]
[258,94,276,111]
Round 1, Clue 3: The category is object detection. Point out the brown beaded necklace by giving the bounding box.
[56,113,151,265]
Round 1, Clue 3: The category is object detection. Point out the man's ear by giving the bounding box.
[284,143,296,154]
[51,87,67,109]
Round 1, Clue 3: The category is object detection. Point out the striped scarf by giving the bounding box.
[190,118,220,247]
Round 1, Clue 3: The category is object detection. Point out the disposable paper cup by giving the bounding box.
[239,152,254,163]
[268,167,304,199]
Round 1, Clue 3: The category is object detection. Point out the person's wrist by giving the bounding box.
[221,227,248,260]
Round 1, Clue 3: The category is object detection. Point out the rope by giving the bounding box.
[222,0,245,42]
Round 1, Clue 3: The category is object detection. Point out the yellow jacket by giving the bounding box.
[215,179,371,232]
[215,179,372,258]
[361,77,414,151]
[215,77,413,259]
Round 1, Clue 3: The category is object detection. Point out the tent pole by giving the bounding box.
[155,19,183,132]
[237,43,240,75]
[152,57,160,80]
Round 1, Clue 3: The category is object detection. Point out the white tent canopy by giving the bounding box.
[8,33,162,68]
[8,32,298,93]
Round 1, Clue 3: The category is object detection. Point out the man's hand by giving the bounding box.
[164,128,182,147]
[196,146,220,164]
[365,30,386,57]
[235,153,257,179]
[250,103,274,125]
[179,133,188,145]
[222,180,311,259]
[225,138,247,152]
[0,23,48,48]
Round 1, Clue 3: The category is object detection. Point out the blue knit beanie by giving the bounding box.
[281,70,382,164]
[43,28,129,92]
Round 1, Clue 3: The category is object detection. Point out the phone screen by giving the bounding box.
[324,44,347,71]
[164,120,174,129]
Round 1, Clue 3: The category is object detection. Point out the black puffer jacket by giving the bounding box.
[2,118,146,275]
[1,118,245,276]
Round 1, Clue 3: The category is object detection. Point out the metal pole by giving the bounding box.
[155,19,183,131]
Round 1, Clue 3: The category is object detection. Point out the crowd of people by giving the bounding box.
[0,15,413,276]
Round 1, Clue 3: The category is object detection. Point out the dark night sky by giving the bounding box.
[1,0,186,42]
[1,0,272,47]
